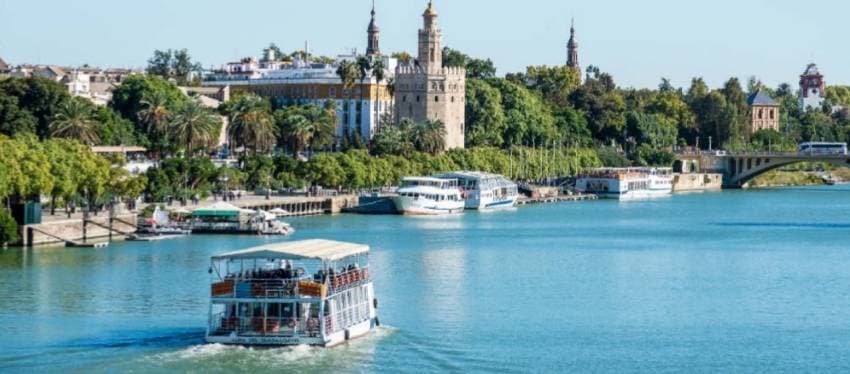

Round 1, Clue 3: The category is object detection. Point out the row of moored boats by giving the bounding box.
[392,167,675,215]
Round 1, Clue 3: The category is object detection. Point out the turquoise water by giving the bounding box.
[2,186,850,373]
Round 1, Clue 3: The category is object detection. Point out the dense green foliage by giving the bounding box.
[0,135,146,215]
[0,210,19,245]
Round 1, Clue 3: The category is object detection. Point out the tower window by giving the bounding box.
[769,110,775,120]
[758,109,763,119]
[435,96,439,102]
[451,96,455,103]
[416,96,420,102]
[430,48,435,63]
[402,95,407,102]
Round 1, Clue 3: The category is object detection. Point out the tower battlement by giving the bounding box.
[395,65,466,78]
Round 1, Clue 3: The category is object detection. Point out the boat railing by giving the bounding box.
[325,300,371,335]
[211,277,327,299]
[211,267,369,299]
[211,312,322,338]
[329,267,370,294]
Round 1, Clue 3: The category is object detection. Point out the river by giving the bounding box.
[2,186,850,373]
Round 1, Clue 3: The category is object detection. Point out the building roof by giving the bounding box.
[91,145,148,154]
[0,58,8,71]
[423,1,437,16]
[747,91,778,106]
[212,239,369,261]
[802,63,821,77]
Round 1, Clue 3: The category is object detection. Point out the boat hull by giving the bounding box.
[205,318,377,347]
[392,196,465,215]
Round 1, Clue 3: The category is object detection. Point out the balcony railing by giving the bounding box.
[211,267,370,300]
[210,313,322,338]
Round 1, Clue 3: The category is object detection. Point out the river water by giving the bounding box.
[2,186,850,373]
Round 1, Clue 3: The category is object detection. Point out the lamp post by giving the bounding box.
[219,174,230,202]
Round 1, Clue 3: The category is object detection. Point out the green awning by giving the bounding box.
[192,202,243,217]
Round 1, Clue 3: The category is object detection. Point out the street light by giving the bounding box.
[219,174,230,202]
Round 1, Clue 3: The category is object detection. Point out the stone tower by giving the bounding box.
[566,18,580,81]
[394,1,466,150]
[366,1,380,56]
[799,63,825,110]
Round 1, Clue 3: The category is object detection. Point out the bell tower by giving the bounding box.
[366,1,381,56]
[567,18,581,80]
[418,1,442,69]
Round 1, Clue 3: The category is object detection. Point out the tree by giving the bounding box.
[569,70,627,142]
[391,51,413,65]
[138,90,172,137]
[172,49,202,85]
[0,210,18,246]
[275,103,337,156]
[626,111,678,148]
[0,93,38,136]
[94,107,136,146]
[50,97,101,145]
[146,50,173,78]
[442,47,496,79]
[510,65,580,108]
[410,119,446,155]
[109,75,187,147]
[465,78,506,147]
[691,91,736,149]
[170,99,222,156]
[146,49,202,85]
[227,94,276,154]
[0,77,72,139]
[646,91,696,142]
[487,78,559,146]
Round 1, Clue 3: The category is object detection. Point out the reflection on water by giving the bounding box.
[2,185,850,372]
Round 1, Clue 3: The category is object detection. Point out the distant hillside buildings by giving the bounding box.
[1,62,139,106]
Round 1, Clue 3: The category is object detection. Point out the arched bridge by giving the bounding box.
[676,152,850,188]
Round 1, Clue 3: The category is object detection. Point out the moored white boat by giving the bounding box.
[576,167,673,200]
[392,177,465,215]
[436,171,518,210]
[206,239,379,347]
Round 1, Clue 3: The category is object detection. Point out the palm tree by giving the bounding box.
[307,102,337,152]
[170,99,221,156]
[138,90,172,137]
[227,94,277,154]
[50,97,101,144]
[371,58,386,132]
[336,60,362,144]
[279,113,313,157]
[410,119,446,155]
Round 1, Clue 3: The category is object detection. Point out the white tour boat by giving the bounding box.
[206,239,379,347]
[436,171,519,210]
[575,167,673,200]
[392,177,465,215]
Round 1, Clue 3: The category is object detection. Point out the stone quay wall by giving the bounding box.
[22,213,138,247]
[672,173,723,192]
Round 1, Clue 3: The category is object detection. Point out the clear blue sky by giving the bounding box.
[0,0,844,90]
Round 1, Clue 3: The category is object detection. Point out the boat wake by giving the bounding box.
[140,326,399,371]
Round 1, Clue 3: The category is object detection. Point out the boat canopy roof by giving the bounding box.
[193,202,254,217]
[212,239,369,261]
[402,176,455,183]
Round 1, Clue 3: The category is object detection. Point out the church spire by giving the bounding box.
[567,18,580,79]
[366,0,381,56]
